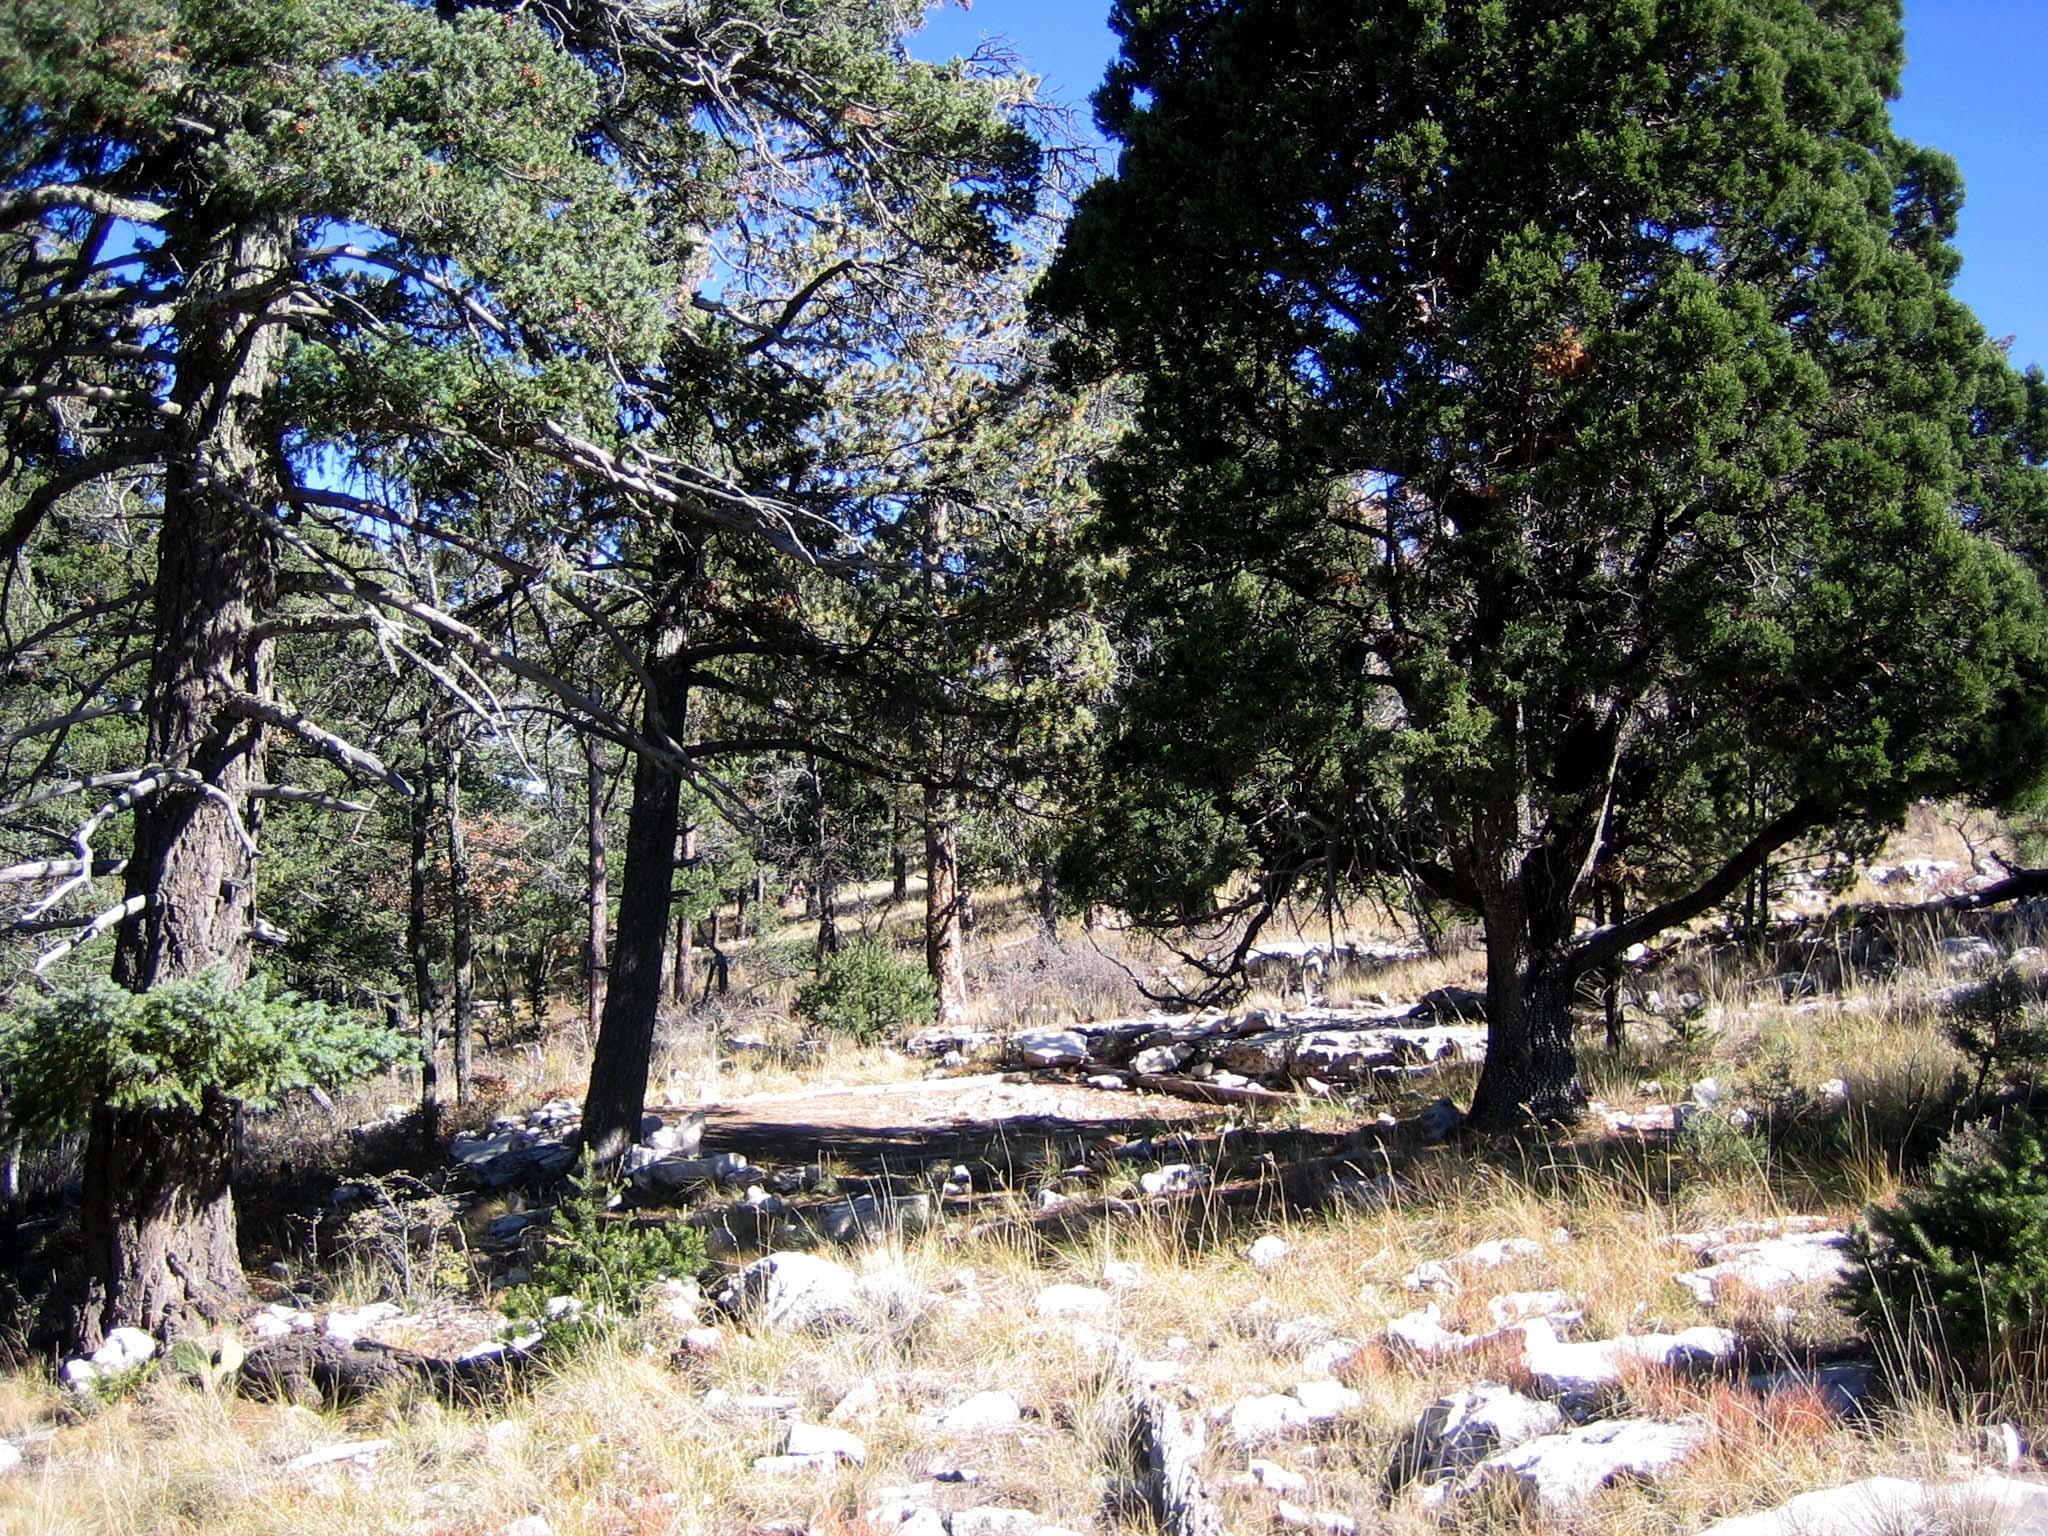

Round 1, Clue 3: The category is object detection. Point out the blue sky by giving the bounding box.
[913,0,2047,371]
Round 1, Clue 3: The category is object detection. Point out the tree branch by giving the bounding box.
[1569,798,1823,975]
[222,694,413,798]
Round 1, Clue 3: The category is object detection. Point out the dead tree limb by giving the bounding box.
[1110,1355,1225,1536]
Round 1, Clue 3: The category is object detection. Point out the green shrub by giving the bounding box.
[794,940,936,1043]
[0,969,412,1137]
[1944,965,2048,1102]
[1846,1113,2048,1383]
[502,1169,707,1333]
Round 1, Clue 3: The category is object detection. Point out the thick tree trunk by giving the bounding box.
[77,1093,243,1344]
[924,783,968,1025]
[444,735,475,1104]
[86,215,292,1347]
[1466,897,1588,1130]
[584,734,608,1045]
[581,653,686,1168]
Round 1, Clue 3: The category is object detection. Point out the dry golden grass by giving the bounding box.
[8,820,2045,1536]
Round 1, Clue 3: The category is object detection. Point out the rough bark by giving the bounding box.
[1466,890,1588,1131]
[584,733,608,1044]
[408,763,441,1140]
[444,733,475,1104]
[924,783,968,1024]
[581,649,686,1168]
[81,215,291,1346]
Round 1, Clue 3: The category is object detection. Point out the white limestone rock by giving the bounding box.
[1517,1317,1739,1402]
[1240,1459,1310,1495]
[711,1252,865,1331]
[950,1507,1042,1536]
[938,1390,1022,1433]
[1487,1291,1580,1329]
[784,1420,866,1465]
[322,1303,404,1344]
[1014,1029,1091,1067]
[1034,1284,1113,1319]
[1229,1392,1316,1445]
[1671,1229,1857,1306]
[87,1327,159,1372]
[1385,1305,1483,1360]
[1695,1475,2048,1536]
[1131,1043,1193,1074]
[1459,1417,1709,1509]
[1394,1385,1564,1487]
[1293,1379,1362,1423]
[1248,1234,1291,1269]
[1462,1236,1546,1269]
[1140,1163,1210,1197]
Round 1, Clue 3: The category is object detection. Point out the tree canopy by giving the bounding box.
[1037,0,2048,1127]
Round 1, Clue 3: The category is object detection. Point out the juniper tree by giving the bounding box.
[1038,0,2048,1128]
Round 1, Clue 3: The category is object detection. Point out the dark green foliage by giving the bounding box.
[795,941,938,1043]
[1944,965,2048,1101]
[1036,0,2048,1122]
[0,971,412,1139]
[502,1171,707,1330]
[1848,1113,2048,1381]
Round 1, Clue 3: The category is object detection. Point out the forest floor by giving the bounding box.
[2,806,2046,1536]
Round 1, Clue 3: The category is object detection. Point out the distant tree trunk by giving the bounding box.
[585,734,608,1047]
[1036,859,1061,940]
[924,783,969,1024]
[891,800,911,903]
[582,639,688,1169]
[704,908,730,997]
[493,941,517,1033]
[444,733,475,1104]
[82,215,291,1348]
[673,824,695,1002]
[811,755,839,960]
[1596,884,1626,1050]
[408,763,441,1139]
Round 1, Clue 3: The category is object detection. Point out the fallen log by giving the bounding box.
[239,1331,530,1405]
[1111,1359,1225,1536]
[1096,1066,1299,1109]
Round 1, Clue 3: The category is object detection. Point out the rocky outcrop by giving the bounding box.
[1696,1476,2048,1536]
[978,1005,1485,1098]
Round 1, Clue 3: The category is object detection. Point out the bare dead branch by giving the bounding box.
[222,694,413,798]
[247,784,373,815]
[0,856,126,884]
[27,892,149,973]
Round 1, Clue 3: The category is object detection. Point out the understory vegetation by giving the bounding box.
[4,0,2048,1530]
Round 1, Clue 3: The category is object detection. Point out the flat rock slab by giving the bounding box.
[1671,1230,1859,1305]
[1392,1385,1564,1488]
[1697,1476,2048,1536]
[1449,1418,1709,1510]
